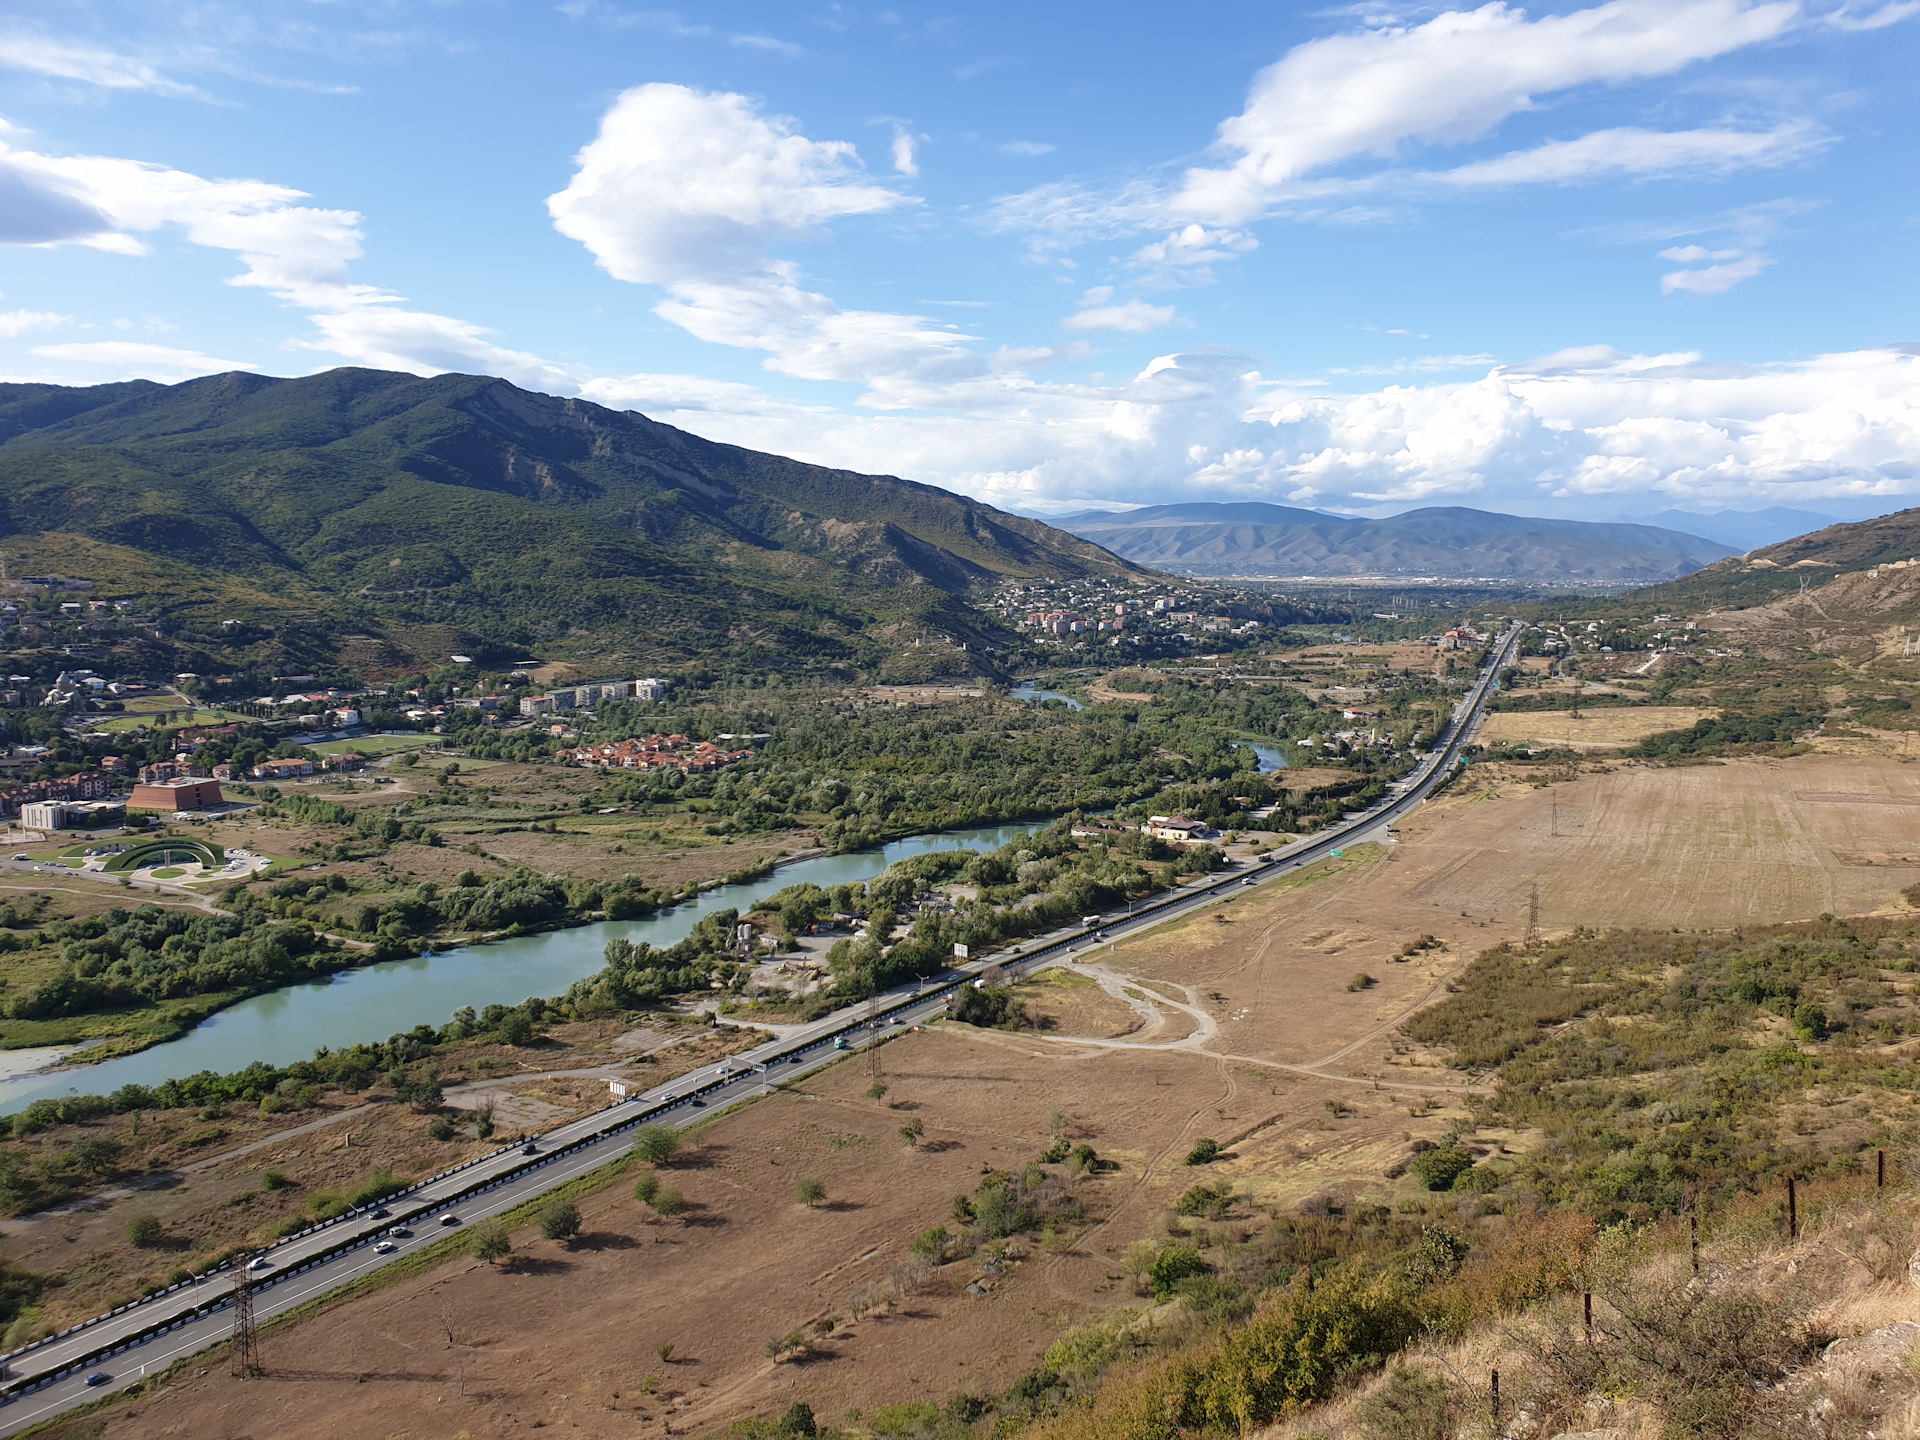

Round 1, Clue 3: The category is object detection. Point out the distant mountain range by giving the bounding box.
[1632,507,1840,553]
[1055,503,1736,584]
[0,369,1136,677]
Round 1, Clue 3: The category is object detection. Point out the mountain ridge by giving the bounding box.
[0,368,1141,678]
[1058,502,1734,583]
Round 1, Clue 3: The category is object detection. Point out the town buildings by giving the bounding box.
[555,733,751,774]
[128,777,225,811]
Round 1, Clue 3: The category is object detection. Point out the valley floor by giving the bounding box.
[51,747,1920,1438]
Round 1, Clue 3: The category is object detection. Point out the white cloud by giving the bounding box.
[1432,122,1825,187]
[1175,0,1800,224]
[0,27,202,97]
[0,310,67,338]
[32,341,252,376]
[0,133,579,391]
[1060,290,1177,334]
[1660,250,1771,292]
[547,84,908,286]
[890,128,919,178]
[1000,140,1057,156]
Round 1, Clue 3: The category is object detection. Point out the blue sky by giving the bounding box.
[2,0,1917,522]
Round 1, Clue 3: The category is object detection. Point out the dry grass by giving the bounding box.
[1476,705,1719,751]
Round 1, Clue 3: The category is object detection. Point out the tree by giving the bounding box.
[470,1219,511,1265]
[866,1080,889,1102]
[634,1172,660,1206]
[125,1213,163,1248]
[776,1401,818,1437]
[538,1198,582,1244]
[651,1185,686,1219]
[796,1177,826,1208]
[899,1118,925,1147]
[498,1011,535,1046]
[1185,1138,1221,1166]
[631,1125,681,1165]
[70,1135,123,1177]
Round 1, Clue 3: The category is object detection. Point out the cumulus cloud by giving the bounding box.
[890,128,919,177]
[0,309,68,338]
[549,85,1011,405]
[547,84,907,286]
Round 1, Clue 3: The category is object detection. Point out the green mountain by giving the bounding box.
[0,368,1137,678]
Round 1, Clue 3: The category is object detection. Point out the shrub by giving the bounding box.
[1185,1138,1221,1166]
[538,1199,581,1243]
[125,1214,163,1248]
[1348,972,1377,992]
[796,1177,826,1208]
[866,1080,889,1102]
[1175,1180,1235,1219]
[1410,1144,1476,1192]
[1355,1366,1458,1440]
[650,1185,686,1219]
[1149,1244,1208,1297]
[426,1117,455,1141]
[633,1172,660,1206]
[910,1226,951,1263]
[899,1118,925,1147]
[470,1219,511,1265]
[631,1125,680,1165]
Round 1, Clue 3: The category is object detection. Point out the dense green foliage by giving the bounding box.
[8,904,335,1020]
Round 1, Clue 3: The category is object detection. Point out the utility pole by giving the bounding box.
[865,996,881,1079]
[1524,883,1541,951]
[231,1255,261,1377]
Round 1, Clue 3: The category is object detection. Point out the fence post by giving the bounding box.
[1689,1212,1699,1275]
[1583,1291,1591,1336]
[1490,1369,1499,1423]
[1878,1148,1885,1190]
[1787,1175,1798,1239]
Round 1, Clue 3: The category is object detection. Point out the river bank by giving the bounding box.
[0,818,1054,1114]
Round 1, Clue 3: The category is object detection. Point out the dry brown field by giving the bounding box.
[1474,704,1717,751]
[61,750,1920,1437]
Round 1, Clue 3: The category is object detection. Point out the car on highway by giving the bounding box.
[790,1053,805,1063]
[84,1371,110,1388]
[438,1214,461,1227]
[375,1240,397,1254]
[388,1226,412,1238]
[247,1256,274,1271]
[369,1206,390,1219]
[9,854,25,862]
[522,1141,539,1154]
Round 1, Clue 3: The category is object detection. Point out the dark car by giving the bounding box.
[438,1214,461,1227]
[369,1207,390,1219]
[85,1372,110,1388]
[522,1142,539,1155]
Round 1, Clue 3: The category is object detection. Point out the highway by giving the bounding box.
[0,623,1521,1433]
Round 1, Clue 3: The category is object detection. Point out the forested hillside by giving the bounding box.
[0,369,1139,676]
